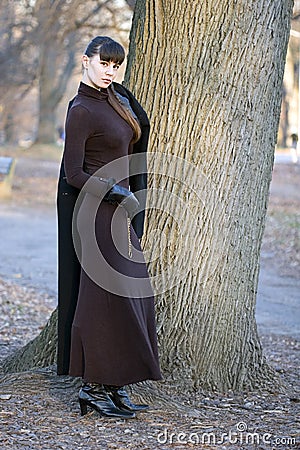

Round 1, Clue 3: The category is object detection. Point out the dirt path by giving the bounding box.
[0,155,299,449]
[0,204,57,298]
[0,200,299,337]
[0,156,299,334]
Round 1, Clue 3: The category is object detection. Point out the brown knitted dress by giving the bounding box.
[63,82,161,385]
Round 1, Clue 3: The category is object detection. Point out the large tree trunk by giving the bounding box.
[123,0,293,391]
[3,310,57,373]
[2,0,293,393]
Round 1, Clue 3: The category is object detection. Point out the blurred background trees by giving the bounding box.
[0,0,299,149]
[0,0,134,145]
[279,0,300,147]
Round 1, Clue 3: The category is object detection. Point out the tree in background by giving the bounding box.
[278,4,300,147]
[0,1,38,144]
[34,0,133,144]
[2,0,294,394]
[0,0,133,144]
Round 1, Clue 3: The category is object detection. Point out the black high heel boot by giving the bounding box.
[78,383,135,419]
[105,385,149,412]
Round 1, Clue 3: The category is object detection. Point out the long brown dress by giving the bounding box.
[63,82,161,386]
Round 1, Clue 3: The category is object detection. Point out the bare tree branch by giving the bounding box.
[125,0,135,10]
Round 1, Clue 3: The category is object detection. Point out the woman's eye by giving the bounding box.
[113,64,120,70]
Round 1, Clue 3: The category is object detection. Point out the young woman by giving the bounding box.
[56,36,161,419]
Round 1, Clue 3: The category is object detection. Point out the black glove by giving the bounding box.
[104,183,139,219]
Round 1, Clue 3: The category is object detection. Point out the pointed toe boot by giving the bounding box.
[78,383,135,419]
[105,385,149,412]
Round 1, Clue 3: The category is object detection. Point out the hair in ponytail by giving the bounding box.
[107,86,141,144]
[84,36,141,143]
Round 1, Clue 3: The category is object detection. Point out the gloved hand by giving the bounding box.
[104,183,139,219]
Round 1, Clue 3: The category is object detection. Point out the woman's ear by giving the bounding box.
[82,55,89,69]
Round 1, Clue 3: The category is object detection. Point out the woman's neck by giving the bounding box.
[81,74,102,91]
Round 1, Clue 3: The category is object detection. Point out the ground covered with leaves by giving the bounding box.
[0,286,298,450]
[0,154,299,449]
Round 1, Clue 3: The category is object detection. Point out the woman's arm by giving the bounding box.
[63,105,110,197]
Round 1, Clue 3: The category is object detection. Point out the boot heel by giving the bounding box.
[78,385,135,419]
[79,398,88,416]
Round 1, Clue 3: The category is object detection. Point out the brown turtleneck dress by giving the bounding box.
[63,82,161,385]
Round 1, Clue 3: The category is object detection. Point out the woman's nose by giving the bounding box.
[106,64,114,75]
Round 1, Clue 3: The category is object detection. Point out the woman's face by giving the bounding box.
[82,54,120,89]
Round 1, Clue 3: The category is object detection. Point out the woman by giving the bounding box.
[57,36,162,419]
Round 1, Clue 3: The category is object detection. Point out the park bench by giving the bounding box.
[0,156,15,198]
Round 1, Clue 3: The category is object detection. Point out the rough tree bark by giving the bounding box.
[2,0,293,393]
[123,0,293,391]
[3,310,57,373]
